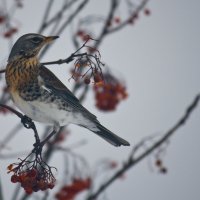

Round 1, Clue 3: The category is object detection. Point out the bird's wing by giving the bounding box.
[39,65,97,121]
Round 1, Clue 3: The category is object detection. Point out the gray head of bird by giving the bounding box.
[8,33,59,62]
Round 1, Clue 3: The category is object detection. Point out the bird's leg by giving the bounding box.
[21,115,41,144]
[32,124,60,155]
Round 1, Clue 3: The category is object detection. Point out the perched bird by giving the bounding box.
[5,33,130,147]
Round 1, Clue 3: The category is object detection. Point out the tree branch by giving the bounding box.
[86,93,200,200]
[39,0,89,58]
[108,0,149,34]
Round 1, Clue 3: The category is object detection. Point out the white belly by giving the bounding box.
[11,92,74,126]
[11,92,98,131]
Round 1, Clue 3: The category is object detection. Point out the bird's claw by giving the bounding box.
[21,115,33,129]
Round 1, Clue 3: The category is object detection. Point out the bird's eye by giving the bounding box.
[31,37,43,44]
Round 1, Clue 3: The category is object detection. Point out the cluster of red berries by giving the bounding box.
[71,57,103,85]
[49,129,70,145]
[93,73,128,111]
[3,27,18,38]
[8,164,55,194]
[128,8,151,25]
[76,30,91,42]
[55,178,91,200]
[107,16,121,27]
[155,159,168,174]
[84,71,103,85]
[0,16,18,38]
[0,15,18,38]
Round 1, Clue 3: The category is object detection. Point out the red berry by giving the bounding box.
[11,175,18,183]
[144,9,151,16]
[84,77,91,84]
[76,30,85,37]
[110,161,118,168]
[128,18,134,24]
[82,34,90,41]
[114,17,121,24]
[48,183,55,189]
[155,159,162,167]
[25,187,33,195]
[10,27,18,33]
[0,16,5,24]
[94,73,102,83]
[3,31,12,38]
[32,185,40,192]
[28,168,37,178]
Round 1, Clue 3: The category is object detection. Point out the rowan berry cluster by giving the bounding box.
[55,178,91,200]
[71,55,104,85]
[7,157,56,194]
[93,72,128,111]
[3,28,18,38]
[0,0,23,39]
[76,30,92,42]
[0,14,18,38]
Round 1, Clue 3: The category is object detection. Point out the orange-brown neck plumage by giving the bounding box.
[6,56,39,92]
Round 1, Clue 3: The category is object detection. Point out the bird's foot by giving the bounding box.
[21,115,34,129]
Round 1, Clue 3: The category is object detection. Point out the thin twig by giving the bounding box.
[39,0,79,33]
[108,0,149,34]
[38,0,54,33]
[0,69,5,73]
[94,0,119,49]
[39,0,89,58]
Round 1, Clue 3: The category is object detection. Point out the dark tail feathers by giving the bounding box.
[92,123,130,147]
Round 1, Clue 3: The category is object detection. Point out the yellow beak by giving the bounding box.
[44,36,59,43]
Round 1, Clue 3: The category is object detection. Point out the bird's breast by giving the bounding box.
[5,57,39,92]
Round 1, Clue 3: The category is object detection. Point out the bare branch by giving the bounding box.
[39,0,89,58]
[108,0,149,34]
[94,0,119,48]
[38,0,54,33]
[38,0,79,34]
[86,93,200,200]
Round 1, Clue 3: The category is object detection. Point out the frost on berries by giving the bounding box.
[7,156,56,194]
[93,71,128,111]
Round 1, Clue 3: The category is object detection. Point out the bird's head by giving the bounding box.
[8,33,59,62]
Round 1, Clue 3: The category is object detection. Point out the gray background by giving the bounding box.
[1,0,200,199]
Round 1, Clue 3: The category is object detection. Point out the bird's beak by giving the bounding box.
[44,36,59,43]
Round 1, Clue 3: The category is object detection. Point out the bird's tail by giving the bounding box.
[88,122,130,147]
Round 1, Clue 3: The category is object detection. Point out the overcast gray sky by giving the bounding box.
[1,0,200,199]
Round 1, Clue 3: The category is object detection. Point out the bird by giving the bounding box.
[5,33,130,147]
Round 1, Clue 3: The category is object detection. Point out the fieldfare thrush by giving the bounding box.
[5,33,130,147]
